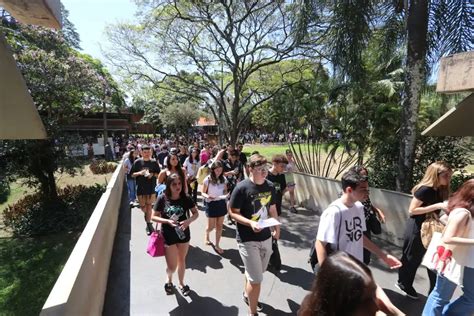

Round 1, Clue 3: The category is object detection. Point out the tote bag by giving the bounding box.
[147,228,165,257]
[422,232,463,285]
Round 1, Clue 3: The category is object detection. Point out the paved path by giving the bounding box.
[104,189,432,315]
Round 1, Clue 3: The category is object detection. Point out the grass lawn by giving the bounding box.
[242,143,290,160]
[0,232,79,315]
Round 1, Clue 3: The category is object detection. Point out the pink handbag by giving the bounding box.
[147,227,165,257]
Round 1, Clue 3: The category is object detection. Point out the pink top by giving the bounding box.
[200,151,210,164]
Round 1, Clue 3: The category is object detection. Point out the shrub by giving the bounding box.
[0,178,9,204]
[3,184,105,236]
[89,159,116,174]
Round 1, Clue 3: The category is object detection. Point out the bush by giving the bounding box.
[89,159,116,174]
[3,184,105,236]
[369,136,472,192]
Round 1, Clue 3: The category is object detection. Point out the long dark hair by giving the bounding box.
[188,148,200,164]
[129,149,136,163]
[209,160,225,185]
[164,173,186,199]
[166,153,185,179]
[298,252,377,316]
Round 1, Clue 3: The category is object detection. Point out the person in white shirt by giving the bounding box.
[201,161,228,254]
[316,169,402,268]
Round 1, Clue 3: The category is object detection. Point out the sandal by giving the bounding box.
[215,247,224,254]
[164,283,174,295]
[180,285,191,296]
[205,240,212,246]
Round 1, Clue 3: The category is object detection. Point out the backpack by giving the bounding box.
[196,164,210,185]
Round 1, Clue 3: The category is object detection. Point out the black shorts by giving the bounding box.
[162,227,191,245]
[205,199,227,218]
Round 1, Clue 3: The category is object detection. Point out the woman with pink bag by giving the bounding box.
[422,179,474,316]
[152,173,199,296]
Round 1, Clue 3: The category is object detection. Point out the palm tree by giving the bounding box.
[302,0,473,192]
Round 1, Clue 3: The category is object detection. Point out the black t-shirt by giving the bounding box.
[153,194,195,238]
[130,158,161,195]
[229,179,276,242]
[239,152,247,165]
[178,153,187,166]
[157,151,168,167]
[411,185,443,230]
[224,159,243,181]
[266,172,286,215]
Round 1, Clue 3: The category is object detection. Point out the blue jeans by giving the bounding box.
[422,267,474,316]
[126,178,136,203]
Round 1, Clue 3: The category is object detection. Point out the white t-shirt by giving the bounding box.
[203,176,227,203]
[316,199,366,262]
[183,157,201,178]
[449,208,474,268]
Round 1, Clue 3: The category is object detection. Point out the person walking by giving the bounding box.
[152,173,199,296]
[229,154,280,316]
[422,179,474,315]
[201,161,228,254]
[315,169,401,270]
[284,149,297,213]
[397,161,452,299]
[123,148,138,207]
[183,148,201,203]
[130,145,161,235]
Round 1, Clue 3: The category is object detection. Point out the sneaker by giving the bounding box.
[180,285,191,296]
[290,207,297,213]
[395,282,419,300]
[146,222,155,236]
[242,292,263,312]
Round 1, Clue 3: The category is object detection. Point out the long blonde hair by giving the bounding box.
[412,161,451,200]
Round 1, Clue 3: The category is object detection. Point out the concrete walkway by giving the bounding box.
[104,190,432,315]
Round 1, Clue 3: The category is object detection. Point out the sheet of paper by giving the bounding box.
[257,217,281,228]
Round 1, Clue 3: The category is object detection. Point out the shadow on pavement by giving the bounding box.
[219,248,244,273]
[186,245,224,273]
[383,288,427,315]
[270,264,314,291]
[103,188,131,316]
[169,290,239,316]
[260,298,301,315]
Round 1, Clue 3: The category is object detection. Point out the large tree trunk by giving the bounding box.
[396,0,429,193]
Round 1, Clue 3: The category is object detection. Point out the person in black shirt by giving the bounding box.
[266,154,288,216]
[223,149,244,194]
[131,145,161,235]
[152,173,199,296]
[237,143,249,177]
[229,154,280,315]
[156,145,169,168]
[397,161,452,300]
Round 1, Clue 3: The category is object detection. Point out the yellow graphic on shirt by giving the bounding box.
[250,193,272,221]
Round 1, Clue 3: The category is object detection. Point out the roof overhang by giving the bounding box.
[0,33,47,139]
[0,0,62,29]
[422,93,474,136]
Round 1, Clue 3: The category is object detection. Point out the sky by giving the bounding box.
[61,0,137,62]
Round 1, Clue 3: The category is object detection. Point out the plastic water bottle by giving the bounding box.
[170,214,185,240]
[175,226,186,240]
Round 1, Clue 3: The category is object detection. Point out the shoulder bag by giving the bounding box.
[147,224,165,257]
[421,212,445,249]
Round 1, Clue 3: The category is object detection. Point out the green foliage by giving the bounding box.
[0,17,122,200]
[368,135,472,191]
[89,160,117,175]
[0,233,78,315]
[3,184,105,236]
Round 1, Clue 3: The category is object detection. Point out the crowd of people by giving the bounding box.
[121,137,473,316]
